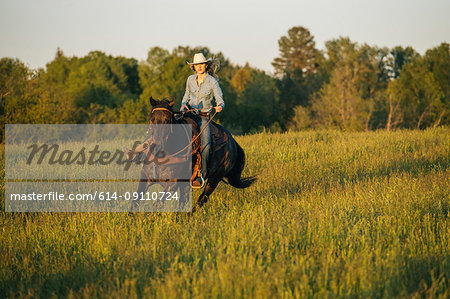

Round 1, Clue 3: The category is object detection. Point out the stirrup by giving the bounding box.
[190,173,205,189]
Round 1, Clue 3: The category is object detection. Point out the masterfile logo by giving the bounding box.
[5,124,192,212]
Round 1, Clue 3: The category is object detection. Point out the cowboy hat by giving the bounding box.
[187,53,212,65]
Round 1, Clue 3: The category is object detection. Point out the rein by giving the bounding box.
[147,107,218,157]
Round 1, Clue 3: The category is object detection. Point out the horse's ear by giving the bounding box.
[149,96,157,107]
[168,99,175,107]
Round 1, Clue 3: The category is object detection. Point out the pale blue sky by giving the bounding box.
[1,0,449,73]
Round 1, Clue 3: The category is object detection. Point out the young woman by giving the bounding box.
[181,53,225,187]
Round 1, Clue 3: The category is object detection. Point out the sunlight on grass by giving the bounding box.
[1,128,449,297]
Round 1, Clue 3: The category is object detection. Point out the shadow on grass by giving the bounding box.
[367,254,449,297]
[269,154,449,197]
[337,155,449,186]
[1,257,105,298]
[0,251,162,298]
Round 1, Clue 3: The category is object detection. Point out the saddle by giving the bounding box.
[182,116,229,183]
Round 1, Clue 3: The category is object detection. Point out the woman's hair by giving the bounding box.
[191,58,220,80]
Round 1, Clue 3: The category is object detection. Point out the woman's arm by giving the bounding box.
[212,78,224,110]
[181,78,191,110]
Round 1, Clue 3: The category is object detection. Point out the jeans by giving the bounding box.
[197,115,211,178]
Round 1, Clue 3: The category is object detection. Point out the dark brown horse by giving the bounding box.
[134,97,256,209]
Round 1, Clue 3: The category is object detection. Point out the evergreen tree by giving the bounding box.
[272,26,321,78]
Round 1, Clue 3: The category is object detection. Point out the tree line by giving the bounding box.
[1,26,449,142]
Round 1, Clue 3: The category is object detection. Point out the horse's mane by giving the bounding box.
[156,98,174,110]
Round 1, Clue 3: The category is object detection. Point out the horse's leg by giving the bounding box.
[196,178,220,208]
[131,172,149,212]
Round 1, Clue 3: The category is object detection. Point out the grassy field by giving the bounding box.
[1,128,449,298]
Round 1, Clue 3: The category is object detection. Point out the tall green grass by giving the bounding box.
[1,128,449,298]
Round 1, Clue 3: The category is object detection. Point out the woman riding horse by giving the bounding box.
[180,53,224,187]
[146,97,255,208]
[128,54,255,209]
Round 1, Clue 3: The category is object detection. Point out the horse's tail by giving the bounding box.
[226,140,256,188]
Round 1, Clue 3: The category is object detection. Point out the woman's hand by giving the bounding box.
[214,105,223,112]
[180,104,188,112]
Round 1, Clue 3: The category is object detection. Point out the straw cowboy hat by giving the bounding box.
[187,53,212,65]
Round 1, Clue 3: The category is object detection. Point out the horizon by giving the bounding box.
[1,0,449,73]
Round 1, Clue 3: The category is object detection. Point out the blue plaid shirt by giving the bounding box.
[181,74,224,111]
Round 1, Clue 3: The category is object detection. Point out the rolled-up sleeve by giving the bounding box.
[212,78,225,109]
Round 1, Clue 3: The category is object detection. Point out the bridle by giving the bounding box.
[151,107,172,114]
[149,106,218,157]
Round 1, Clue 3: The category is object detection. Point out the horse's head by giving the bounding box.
[149,96,175,125]
[148,97,176,144]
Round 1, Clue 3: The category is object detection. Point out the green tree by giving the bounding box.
[1,58,32,129]
[387,43,449,129]
[239,69,280,132]
[1,56,77,137]
[310,38,386,131]
[42,49,141,122]
[376,46,419,130]
[272,26,324,127]
[286,105,312,131]
[389,46,419,79]
[272,26,321,78]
